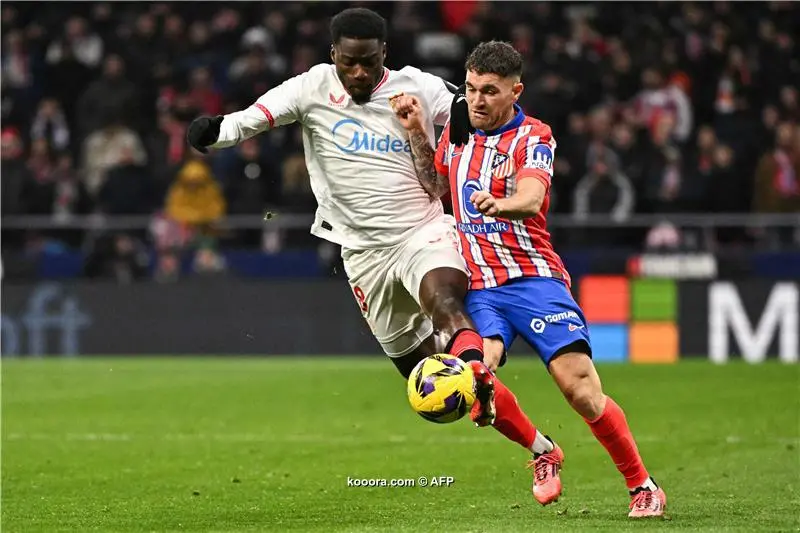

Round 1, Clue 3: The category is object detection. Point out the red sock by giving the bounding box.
[445,329,483,361]
[446,330,537,450]
[585,397,650,489]
[491,376,537,449]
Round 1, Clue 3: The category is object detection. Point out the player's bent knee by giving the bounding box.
[419,269,467,313]
[549,351,605,419]
[561,378,605,420]
[430,294,463,318]
[428,295,473,337]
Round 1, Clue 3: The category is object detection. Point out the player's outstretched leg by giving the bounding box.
[419,268,561,504]
[549,349,666,518]
[482,338,564,505]
[420,269,524,429]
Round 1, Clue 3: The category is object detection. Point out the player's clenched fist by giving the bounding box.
[187,115,224,154]
[470,190,501,217]
[389,93,425,131]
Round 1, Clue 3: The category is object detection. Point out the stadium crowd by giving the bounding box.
[2,1,799,275]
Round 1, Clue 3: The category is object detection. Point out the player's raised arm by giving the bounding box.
[186,70,308,153]
[389,93,449,199]
[471,131,556,220]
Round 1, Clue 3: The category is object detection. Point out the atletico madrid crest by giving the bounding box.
[491,151,514,178]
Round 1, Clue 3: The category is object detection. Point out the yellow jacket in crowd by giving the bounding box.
[165,160,226,226]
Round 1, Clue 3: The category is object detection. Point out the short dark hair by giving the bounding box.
[465,41,523,78]
[330,8,387,43]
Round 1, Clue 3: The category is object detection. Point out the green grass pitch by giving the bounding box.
[2,357,799,532]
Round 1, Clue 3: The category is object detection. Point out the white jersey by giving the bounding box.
[212,63,454,250]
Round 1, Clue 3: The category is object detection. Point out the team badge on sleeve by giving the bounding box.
[523,132,556,175]
[530,144,554,173]
[491,151,514,178]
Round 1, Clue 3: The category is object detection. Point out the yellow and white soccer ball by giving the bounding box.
[407,354,476,424]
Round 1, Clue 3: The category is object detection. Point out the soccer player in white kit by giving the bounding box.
[188,9,542,458]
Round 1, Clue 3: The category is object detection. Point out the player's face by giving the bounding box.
[465,71,523,131]
[332,38,386,105]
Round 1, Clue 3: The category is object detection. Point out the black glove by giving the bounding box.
[448,84,474,147]
[187,115,223,154]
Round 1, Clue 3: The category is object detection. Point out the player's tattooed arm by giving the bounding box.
[408,127,449,199]
[390,93,449,199]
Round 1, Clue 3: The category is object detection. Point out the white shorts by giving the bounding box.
[342,215,468,358]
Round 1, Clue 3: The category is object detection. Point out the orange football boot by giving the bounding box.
[526,443,564,505]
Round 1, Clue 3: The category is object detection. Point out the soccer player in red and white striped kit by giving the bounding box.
[391,40,666,518]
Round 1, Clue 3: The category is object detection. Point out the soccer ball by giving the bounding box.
[407,354,476,424]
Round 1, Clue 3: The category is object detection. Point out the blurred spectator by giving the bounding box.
[228,46,281,105]
[30,98,70,152]
[186,66,223,117]
[757,105,781,153]
[779,86,799,123]
[82,116,147,198]
[642,145,686,213]
[160,159,227,278]
[2,28,41,129]
[523,71,573,135]
[162,13,189,63]
[149,211,191,283]
[225,138,279,214]
[603,46,638,103]
[98,147,153,215]
[45,16,103,69]
[51,153,92,222]
[165,159,226,227]
[665,74,693,144]
[76,54,139,136]
[24,138,56,214]
[610,123,646,187]
[83,232,150,283]
[2,29,35,91]
[708,145,738,211]
[686,125,718,208]
[145,109,188,197]
[706,143,744,245]
[282,152,314,209]
[181,21,218,74]
[125,12,161,79]
[572,150,636,247]
[550,112,589,213]
[633,68,694,145]
[1,128,30,215]
[754,122,800,214]
[42,42,92,136]
[714,46,751,116]
[573,151,635,222]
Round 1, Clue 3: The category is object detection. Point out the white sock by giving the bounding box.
[637,477,658,491]
[530,430,554,455]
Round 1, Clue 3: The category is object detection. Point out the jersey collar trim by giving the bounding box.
[475,104,524,137]
[372,68,390,93]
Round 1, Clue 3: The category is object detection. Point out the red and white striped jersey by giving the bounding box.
[434,105,571,290]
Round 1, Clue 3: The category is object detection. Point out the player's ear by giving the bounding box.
[330,44,336,63]
[381,42,387,61]
[512,82,524,102]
